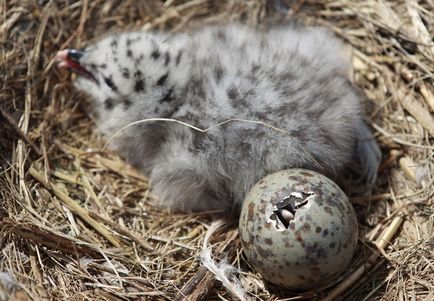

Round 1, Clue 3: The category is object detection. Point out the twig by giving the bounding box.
[398,156,417,182]
[418,83,434,112]
[104,117,322,171]
[28,166,121,247]
[351,193,392,205]
[396,89,434,137]
[406,0,434,59]
[372,123,434,150]
[379,149,402,172]
[0,8,26,37]
[54,141,148,182]
[90,154,148,182]
[89,212,155,252]
[0,219,103,258]
[105,118,293,149]
[59,0,88,49]
[0,107,42,156]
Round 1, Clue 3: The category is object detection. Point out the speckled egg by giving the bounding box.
[239,169,358,290]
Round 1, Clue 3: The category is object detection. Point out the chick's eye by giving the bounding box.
[103,76,118,92]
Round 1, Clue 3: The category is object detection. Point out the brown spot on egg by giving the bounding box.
[302,222,311,232]
[247,202,255,222]
[295,231,305,247]
[324,206,333,215]
[300,171,314,177]
[257,245,274,258]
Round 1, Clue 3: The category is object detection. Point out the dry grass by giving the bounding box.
[1,0,433,300]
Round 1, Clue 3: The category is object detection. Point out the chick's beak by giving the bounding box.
[56,49,95,81]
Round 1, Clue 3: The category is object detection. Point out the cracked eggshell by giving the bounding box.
[239,169,358,290]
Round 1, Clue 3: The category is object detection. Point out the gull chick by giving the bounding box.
[56,24,380,213]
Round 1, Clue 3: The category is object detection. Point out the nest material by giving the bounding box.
[1,0,433,300]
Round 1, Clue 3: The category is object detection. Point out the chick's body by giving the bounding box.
[64,24,377,213]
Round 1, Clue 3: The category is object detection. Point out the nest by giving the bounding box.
[1,0,433,300]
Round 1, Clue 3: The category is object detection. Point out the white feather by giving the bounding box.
[200,220,251,301]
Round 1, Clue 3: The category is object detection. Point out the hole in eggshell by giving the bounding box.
[266,191,315,231]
